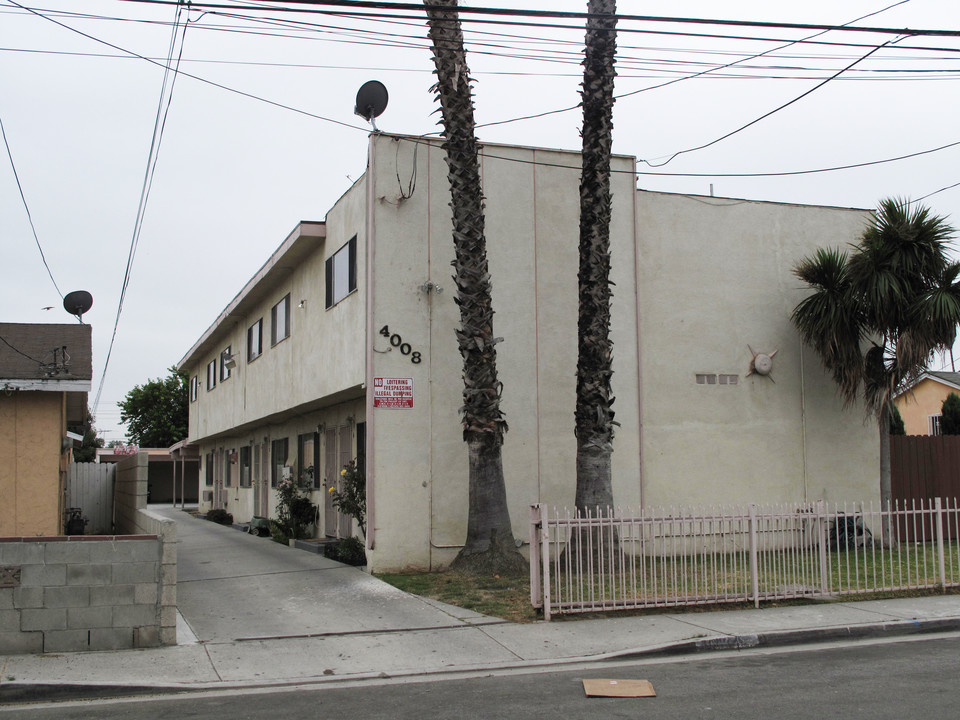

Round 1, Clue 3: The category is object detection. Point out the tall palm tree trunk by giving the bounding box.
[575,0,618,517]
[425,0,523,573]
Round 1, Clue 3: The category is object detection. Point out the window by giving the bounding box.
[190,376,198,402]
[271,437,289,488]
[325,236,357,308]
[220,346,233,382]
[930,414,943,436]
[205,453,213,486]
[247,319,263,362]
[718,374,739,385]
[240,446,252,487]
[206,360,217,390]
[695,374,717,385]
[271,295,290,346]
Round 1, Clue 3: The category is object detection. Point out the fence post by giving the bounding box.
[530,505,542,609]
[749,505,759,608]
[817,500,828,596]
[935,497,946,592]
[541,504,551,621]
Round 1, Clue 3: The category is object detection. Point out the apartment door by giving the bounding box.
[213,448,225,509]
[338,425,353,537]
[324,428,338,537]
[253,442,270,517]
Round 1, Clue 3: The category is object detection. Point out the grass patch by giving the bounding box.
[376,570,539,623]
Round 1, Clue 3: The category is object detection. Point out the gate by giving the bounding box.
[67,462,116,534]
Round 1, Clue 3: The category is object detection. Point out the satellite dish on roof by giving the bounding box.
[63,290,93,323]
[354,81,388,130]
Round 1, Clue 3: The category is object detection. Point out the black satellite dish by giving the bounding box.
[354,81,388,130]
[63,290,93,322]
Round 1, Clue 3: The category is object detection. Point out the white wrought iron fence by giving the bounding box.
[530,498,960,620]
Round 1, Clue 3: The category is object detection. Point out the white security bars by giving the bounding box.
[530,499,960,620]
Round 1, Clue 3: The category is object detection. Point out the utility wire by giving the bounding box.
[640,38,899,167]
[7,1,367,132]
[479,0,915,129]
[916,180,960,202]
[116,0,960,38]
[93,1,188,415]
[0,114,63,299]
[0,334,43,364]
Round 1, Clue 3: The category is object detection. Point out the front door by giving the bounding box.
[338,426,353,537]
[324,428,338,537]
[213,448,225,509]
[253,442,270,517]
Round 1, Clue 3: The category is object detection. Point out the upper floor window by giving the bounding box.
[190,376,198,402]
[206,360,217,391]
[248,318,263,361]
[271,294,290,346]
[326,236,357,308]
[220,346,233,382]
[930,414,943,436]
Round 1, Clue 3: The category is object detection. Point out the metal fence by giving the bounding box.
[530,498,960,620]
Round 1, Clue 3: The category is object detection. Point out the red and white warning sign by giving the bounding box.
[373,377,414,409]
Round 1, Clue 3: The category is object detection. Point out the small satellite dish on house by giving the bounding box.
[63,290,93,323]
[354,81,389,130]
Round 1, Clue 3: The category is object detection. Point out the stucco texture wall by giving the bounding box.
[0,392,64,536]
[895,379,958,436]
[635,192,880,507]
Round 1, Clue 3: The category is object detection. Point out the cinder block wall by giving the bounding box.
[0,453,177,654]
[0,536,163,653]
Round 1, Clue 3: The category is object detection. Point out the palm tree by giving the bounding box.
[424,0,524,574]
[793,198,960,537]
[575,0,619,516]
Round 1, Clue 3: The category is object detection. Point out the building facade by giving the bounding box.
[180,134,880,572]
[0,323,92,536]
[894,371,960,435]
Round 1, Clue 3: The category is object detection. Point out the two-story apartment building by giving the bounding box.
[180,133,880,573]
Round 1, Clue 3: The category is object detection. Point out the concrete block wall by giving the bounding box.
[0,535,163,653]
[0,452,178,654]
[113,453,177,647]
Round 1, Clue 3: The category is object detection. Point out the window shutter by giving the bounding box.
[348,235,357,293]
[325,256,334,309]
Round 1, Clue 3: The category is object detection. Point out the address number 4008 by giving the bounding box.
[379,326,422,364]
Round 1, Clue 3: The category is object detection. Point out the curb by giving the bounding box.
[4,617,960,705]
[608,616,960,660]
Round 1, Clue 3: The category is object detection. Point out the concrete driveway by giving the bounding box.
[152,507,491,643]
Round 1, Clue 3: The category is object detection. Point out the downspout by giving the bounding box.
[364,132,377,551]
[633,183,644,508]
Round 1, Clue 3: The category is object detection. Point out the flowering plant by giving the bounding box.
[330,459,366,536]
[275,476,316,541]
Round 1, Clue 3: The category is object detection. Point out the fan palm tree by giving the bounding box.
[575,0,619,516]
[793,198,960,533]
[424,0,524,573]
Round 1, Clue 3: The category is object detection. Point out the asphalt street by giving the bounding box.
[6,634,960,719]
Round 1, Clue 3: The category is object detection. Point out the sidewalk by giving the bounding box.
[3,510,960,702]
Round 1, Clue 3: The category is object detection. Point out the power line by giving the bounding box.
[6,1,367,132]
[0,334,43,364]
[917,180,960,202]
[639,38,899,168]
[93,1,189,415]
[0,114,63,299]
[117,0,960,38]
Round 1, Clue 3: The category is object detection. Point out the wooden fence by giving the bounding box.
[891,435,960,501]
[66,462,116,534]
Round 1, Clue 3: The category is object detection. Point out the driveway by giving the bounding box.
[152,507,489,643]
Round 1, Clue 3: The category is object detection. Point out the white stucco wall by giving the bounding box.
[366,135,640,571]
[634,192,880,507]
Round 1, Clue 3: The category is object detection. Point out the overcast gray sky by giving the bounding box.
[2,0,959,441]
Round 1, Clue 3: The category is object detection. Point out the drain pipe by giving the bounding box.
[364,132,378,551]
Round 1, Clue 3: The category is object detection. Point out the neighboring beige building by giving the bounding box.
[179,134,880,573]
[0,323,92,536]
[894,371,960,436]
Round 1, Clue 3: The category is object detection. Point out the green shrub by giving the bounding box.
[206,508,233,526]
[324,536,367,566]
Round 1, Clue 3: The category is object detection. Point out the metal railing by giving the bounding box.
[530,498,960,620]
